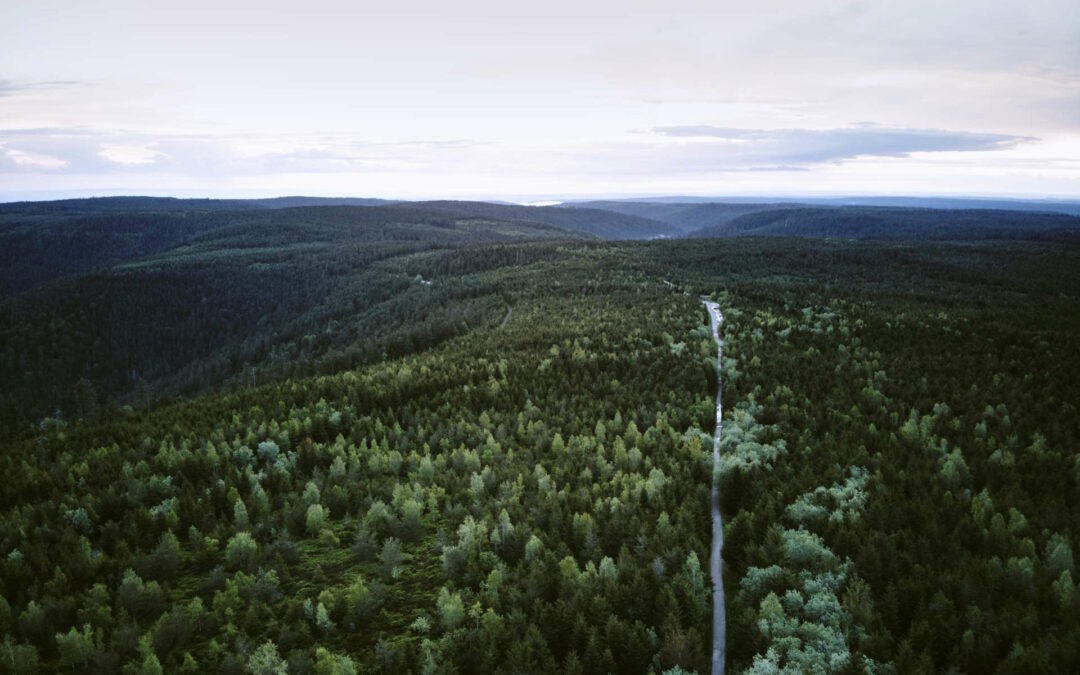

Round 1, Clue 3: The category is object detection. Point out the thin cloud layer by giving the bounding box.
[0,125,1037,178]
[650,126,1034,164]
[0,79,82,97]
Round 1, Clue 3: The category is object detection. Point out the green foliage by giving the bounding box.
[378,537,405,579]
[710,243,1080,672]
[2,637,39,674]
[305,504,327,536]
[436,587,465,633]
[313,647,357,675]
[55,623,95,669]
[224,532,259,570]
[247,639,289,669]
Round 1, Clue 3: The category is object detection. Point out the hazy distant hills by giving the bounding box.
[766,195,1080,216]
[0,197,680,296]
[577,194,1080,216]
[0,195,398,215]
[577,198,1080,237]
[575,200,788,234]
[4,195,1080,297]
[251,196,401,208]
[408,200,681,240]
[685,206,1080,240]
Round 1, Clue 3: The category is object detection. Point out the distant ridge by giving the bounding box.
[408,200,680,239]
[576,195,1080,216]
[685,206,1080,240]
[251,196,400,208]
[0,200,585,296]
[576,200,789,233]
[4,197,1078,298]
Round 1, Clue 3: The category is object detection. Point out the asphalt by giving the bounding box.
[703,299,726,675]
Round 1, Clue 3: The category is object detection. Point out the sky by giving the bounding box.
[1,0,1078,201]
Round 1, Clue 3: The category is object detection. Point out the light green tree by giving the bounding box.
[379,537,405,579]
[314,647,357,675]
[246,641,287,675]
[2,637,39,674]
[316,602,334,633]
[525,534,544,563]
[55,624,95,670]
[303,481,321,506]
[225,532,258,569]
[234,499,249,530]
[306,503,327,535]
[437,586,465,632]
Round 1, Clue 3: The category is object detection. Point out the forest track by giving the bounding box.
[703,298,726,675]
[500,304,513,327]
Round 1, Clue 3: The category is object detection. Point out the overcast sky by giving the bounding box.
[2,0,1078,201]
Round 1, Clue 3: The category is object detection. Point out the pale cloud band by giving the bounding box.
[0,79,82,98]
[0,125,1040,176]
[650,126,1034,163]
[0,124,1075,200]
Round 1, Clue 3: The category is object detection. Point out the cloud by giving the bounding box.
[98,143,167,165]
[0,128,491,175]
[2,148,69,169]
[0,80,82,98]
[649,125,1034,164]
[0,123,1047,188]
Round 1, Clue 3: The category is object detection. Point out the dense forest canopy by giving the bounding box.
[1,199,1078,673]
[0,200,580,298]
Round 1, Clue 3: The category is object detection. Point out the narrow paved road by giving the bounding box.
[702,299,726,675]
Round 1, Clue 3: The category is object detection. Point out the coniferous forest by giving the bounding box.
[1,199,1079,673]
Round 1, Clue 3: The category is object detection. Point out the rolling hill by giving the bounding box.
[410,200,680,239]
[0,200,581,297]
[0,204,587,421]
[684,206,1080,239]
[575,200,788,233]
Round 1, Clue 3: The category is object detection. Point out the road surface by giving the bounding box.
[702,299,726,675]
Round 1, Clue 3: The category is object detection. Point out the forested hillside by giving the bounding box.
[573,200,1080,241]
[411,201,680,240]
[250,198,399,209]
[686,206,1080,240]
[574,201,787,234]
[0,210,581,426]
[0,200,577,297]
[0,197,676,299]
[1,239,719,673]
[1,201,1079,673]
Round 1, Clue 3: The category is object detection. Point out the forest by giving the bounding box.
[1,199,1079,673]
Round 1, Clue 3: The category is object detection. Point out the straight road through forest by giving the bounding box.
[703,299,726,675]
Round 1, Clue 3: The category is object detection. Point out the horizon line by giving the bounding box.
[3,191,1080,206]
